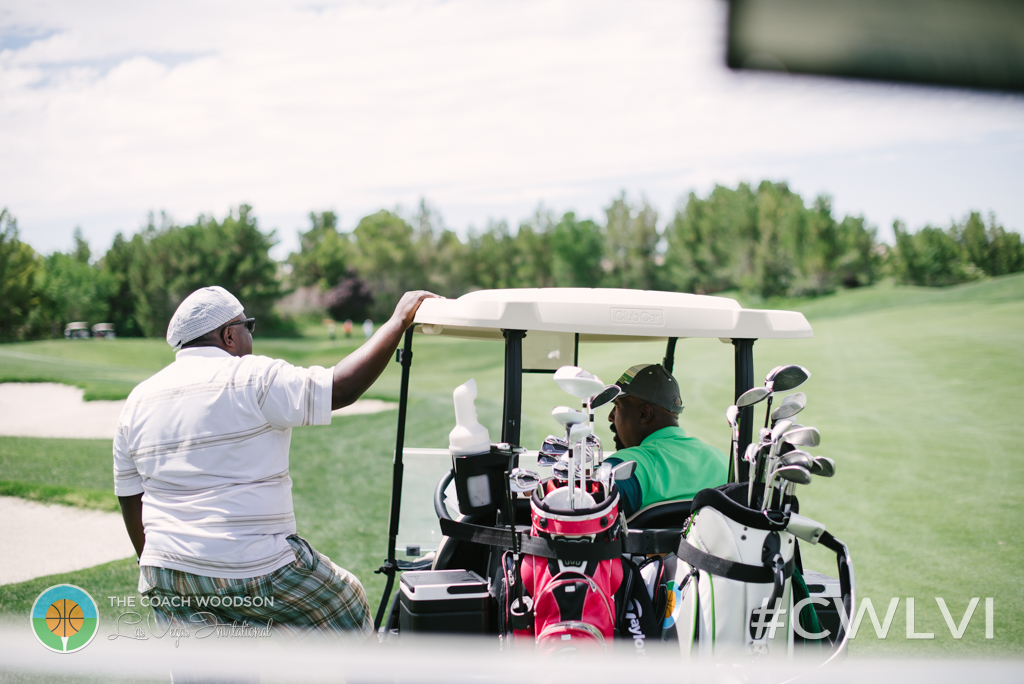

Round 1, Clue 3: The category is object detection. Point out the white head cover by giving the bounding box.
[166,286,245,350]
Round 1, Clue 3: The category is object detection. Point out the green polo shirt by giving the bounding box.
[606,426,728,517]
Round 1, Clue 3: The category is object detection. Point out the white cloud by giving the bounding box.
[1,0,1023,255]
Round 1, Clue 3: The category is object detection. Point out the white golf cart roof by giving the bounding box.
[414,288,811,342]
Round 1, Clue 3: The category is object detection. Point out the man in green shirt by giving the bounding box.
[604,364,728,517]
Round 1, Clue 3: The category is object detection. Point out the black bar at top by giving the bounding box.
[374,326,415,630]
[663,337,678,374]
[502,330,525,446]
[732,338,756,482]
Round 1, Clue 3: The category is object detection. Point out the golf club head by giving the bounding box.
[771,400,804,422]
[811,456,835,477]
[763,365,785,390]
[539,435,568,466]
[770,419,794,443]
[726,405,739,428]
[509,468,541,493]
[781,392,806,409]
[551,457,569,481]
[612,460,637,481]
[779,450,814,470]
[774,464,812,485]
[551,406,587,428]
[743,442,760,464]
[553,366,606,400]
[766,365,811,393]
[568,422,592,445]
[758,427,771,443]
[590,384,622,409]
[736,386,771,407]
[783,426,821,448]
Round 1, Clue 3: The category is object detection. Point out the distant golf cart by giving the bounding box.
[92,323,116,339]
[374,288,854,662]
[64,322,90,339]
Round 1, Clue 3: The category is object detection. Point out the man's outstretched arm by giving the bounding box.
[331,290,439,410]
[118,493,145,559]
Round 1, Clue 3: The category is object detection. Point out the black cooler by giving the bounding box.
[399,569,493,634]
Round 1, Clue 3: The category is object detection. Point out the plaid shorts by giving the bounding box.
[139,535,373,643]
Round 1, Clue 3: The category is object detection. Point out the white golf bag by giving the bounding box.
[662,483,853,660]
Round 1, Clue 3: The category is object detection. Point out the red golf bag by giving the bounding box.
[499,477,661,653]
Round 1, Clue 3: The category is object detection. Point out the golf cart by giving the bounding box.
[373,288,854,661]
[64,321,90,339]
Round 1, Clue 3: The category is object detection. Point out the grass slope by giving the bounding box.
[1,274,1022,657]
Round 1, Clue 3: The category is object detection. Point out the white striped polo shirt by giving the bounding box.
[113,346,334,578]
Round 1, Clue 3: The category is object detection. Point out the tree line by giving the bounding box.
[1,181,1021,342]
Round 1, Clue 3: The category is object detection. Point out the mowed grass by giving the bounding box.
[1,274,1022,657]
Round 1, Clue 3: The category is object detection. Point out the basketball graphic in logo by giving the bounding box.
[31,585,99,653]
[662,579,683,629]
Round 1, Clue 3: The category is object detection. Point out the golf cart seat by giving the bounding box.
[626,499,692,528]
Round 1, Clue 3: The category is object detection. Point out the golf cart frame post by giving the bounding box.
[373,289,811,629]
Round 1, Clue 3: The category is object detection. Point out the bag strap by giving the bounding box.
[439,518,623,562]
[439,518,683,561]
[676,538,795,584]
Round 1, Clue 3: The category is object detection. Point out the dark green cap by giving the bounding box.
[614,364,684,414]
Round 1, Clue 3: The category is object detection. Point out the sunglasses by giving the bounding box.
[225,317,256,334]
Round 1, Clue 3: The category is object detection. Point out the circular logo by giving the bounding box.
[31,585,99,653]
[663,579,683,629]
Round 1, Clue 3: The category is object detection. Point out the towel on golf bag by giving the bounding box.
[662,483,797,658]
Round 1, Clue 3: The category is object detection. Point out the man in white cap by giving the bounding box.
[114,285,436,641]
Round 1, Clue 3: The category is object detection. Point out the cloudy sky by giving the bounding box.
[2,0,1023,259]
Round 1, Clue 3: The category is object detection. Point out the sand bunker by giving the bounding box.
[0,496,136,585]
[0,383,396,439]
[0,383,124,439]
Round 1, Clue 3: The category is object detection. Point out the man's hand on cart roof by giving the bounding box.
[394,290,443,330]
[331,290,442,410]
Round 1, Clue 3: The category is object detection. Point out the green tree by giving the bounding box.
[0,208,41,341]
[664,182,879,298]
[115,206,285,337]
[550,212,605,288]
[98,231,146,337]
[352,210,423,319]
[468,221,517,291]
[411,199,471,298]
[287,211,354,291]
[510,209,555,289]
[664,184,759,294]
[892,222,980,287]
[957,211,1023,277]
[31,230,114,336]
[603,194,661,290]
[749,183,797,298]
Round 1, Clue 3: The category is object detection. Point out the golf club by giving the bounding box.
[726,405,740,482]
[770,395,806,426]
[762,464,811,512]
[762,364,811,428]
[810,456,835,477]
[538,435,568,466]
